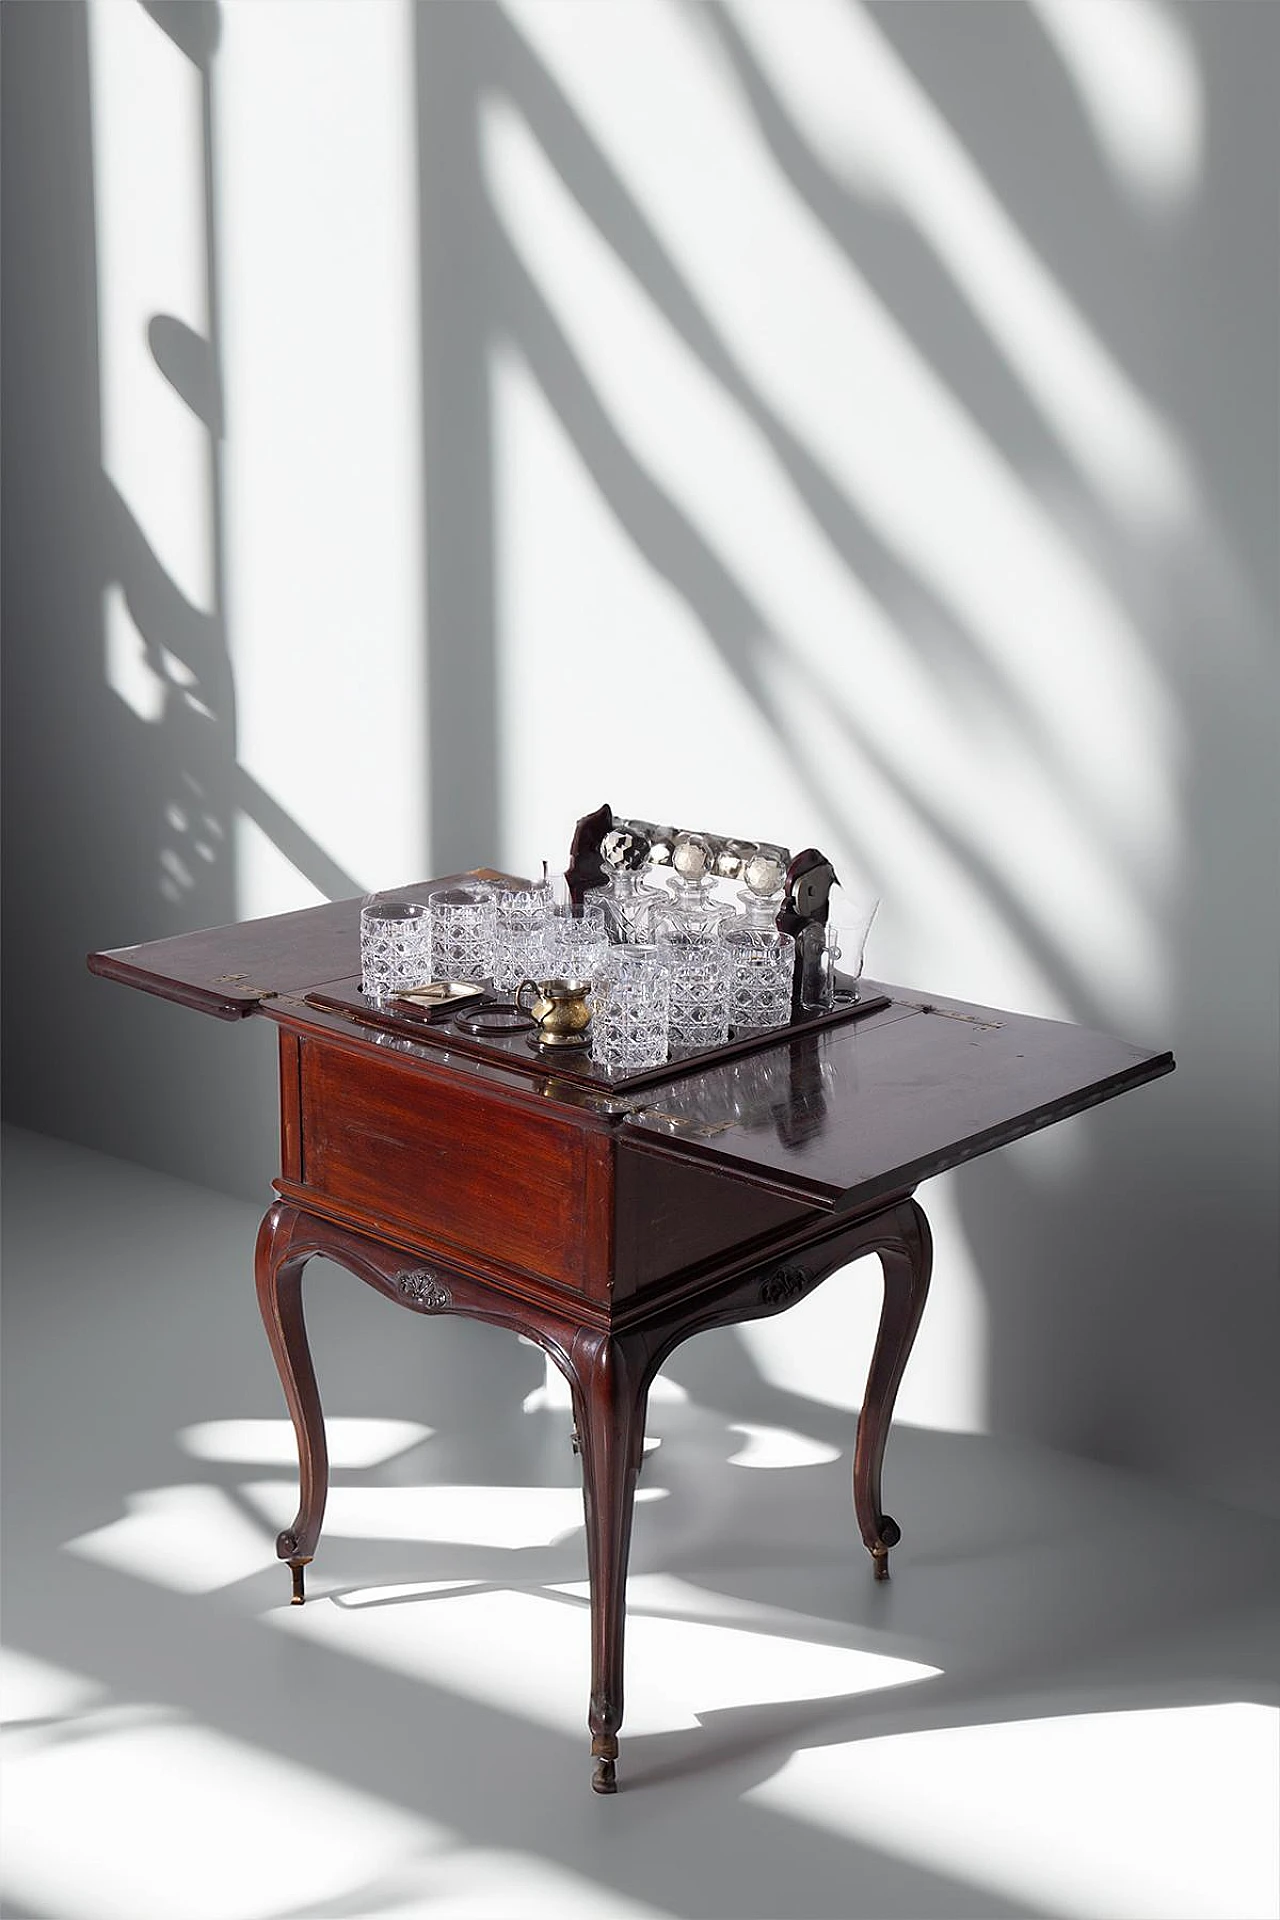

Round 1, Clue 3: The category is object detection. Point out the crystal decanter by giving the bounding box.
[599,824,661,945]
[717,848,795,1029]
[653,832,733,943]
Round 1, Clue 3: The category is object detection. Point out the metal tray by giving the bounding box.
[303,975,892,1093]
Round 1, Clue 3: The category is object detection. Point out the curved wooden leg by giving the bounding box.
[567,1328,649,1794]
[853,1197,932,1579]
[254,1201,329,1603]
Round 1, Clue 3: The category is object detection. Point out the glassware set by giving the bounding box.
[359,833,878,1076]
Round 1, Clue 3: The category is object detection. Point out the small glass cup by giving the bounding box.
[427,882,497,982]
[589,945,671,1075]
[834,893,880,988]
[360,898,432,1005]
[658,933,734,1053]
[719,925,796,1030]
[799,897,881,1012]
[490,879,554,993]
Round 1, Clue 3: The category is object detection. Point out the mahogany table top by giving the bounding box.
[88,876,1175,1215]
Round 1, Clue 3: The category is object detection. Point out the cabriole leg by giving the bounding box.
[853,1198,932,1578]
[254,1202,329,1603]
[568,1329,650,1794]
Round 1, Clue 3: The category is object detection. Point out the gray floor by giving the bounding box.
[3,1124,1278,1920]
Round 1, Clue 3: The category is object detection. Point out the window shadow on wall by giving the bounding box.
[1,0,360,1201]
[865,0,1280,1516]
[412,0,1278,1515]
[1,0,1274,1539]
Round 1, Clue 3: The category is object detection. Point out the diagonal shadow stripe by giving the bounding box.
[491,234,1108,1021]
[233,764,360,902]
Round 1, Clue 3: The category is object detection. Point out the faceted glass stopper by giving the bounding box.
[734,850,786,930]
[742,851,785,899]
[671,832,713,881]
[602,826,651,873]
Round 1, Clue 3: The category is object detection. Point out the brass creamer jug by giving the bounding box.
[515,976,592,1050]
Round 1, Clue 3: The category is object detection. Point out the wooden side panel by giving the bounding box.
[582,1131,616,1292]
[298,1038,602,1298]
[613,1138,818,1303]
[278,1029,302,1183]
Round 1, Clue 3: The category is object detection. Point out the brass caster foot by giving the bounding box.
[289,1558,311,1605]
[592,1755,617,1794]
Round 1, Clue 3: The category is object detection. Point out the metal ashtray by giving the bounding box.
[393,982,487,1012]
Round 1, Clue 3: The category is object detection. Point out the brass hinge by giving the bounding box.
[213,972,278,1001]
[901,998,1003,1031]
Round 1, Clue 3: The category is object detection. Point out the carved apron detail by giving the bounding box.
[397,1270,453,1310]
[759,1265,810,1307]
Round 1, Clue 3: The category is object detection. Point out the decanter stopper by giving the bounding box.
[671,831,713,884]
[742,849,786,901]
[601,824,651,874]
[736,848,787,927]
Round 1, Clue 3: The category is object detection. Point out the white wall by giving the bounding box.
[3,1,1276,1511]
